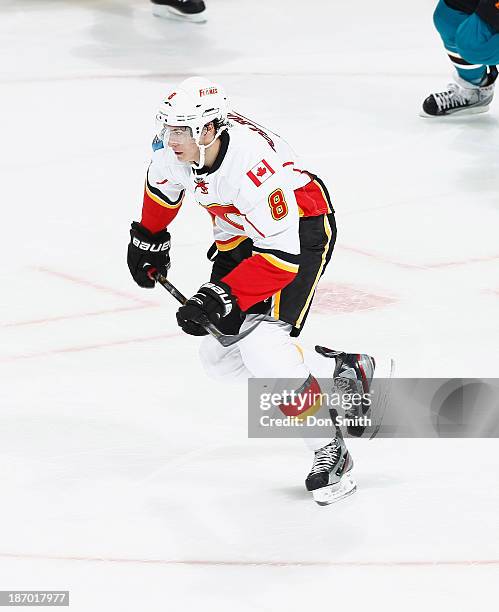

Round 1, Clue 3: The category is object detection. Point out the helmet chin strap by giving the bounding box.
[192,125,227,171]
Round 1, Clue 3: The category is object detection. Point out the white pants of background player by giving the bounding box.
[199,314,335,451]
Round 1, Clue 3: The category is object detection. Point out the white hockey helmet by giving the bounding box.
[156,76,229,145]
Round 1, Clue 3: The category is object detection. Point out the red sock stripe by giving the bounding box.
[279,376,322,418]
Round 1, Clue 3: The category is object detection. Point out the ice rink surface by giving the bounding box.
[1,0,498,610]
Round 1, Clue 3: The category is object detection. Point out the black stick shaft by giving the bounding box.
[154,272,188,305]
[151,271,224,341]
[146,267,268,347]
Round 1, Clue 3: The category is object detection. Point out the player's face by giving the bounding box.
[164,126,199,163]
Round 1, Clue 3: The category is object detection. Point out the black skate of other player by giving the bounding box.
[151,0,206,22]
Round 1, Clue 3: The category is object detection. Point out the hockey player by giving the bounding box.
[126,76,376,505]
[150,0,206,22]
[422,0,499,116]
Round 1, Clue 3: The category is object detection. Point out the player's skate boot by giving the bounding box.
[315,346,375,437]
[151,0,207,22]
[305,437,356,506]
[421,68,497,117]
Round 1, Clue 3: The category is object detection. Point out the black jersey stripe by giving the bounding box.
[252,246,300,265]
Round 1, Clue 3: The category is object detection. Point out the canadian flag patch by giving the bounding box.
[246,159,275,187]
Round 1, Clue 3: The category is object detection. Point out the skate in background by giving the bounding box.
[150,0,207,22]
[422,0,499,116]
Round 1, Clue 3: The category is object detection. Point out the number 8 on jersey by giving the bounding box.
[268,188,288,220]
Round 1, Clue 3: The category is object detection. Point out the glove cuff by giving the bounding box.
[130,222,171,253]
[199,281,236,317]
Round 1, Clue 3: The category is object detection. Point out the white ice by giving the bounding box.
[1,1,498,610]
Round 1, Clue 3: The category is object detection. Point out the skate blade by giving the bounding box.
[152,5,207,22]
[373,356,395,380]
[419,105,490,118]
[367,357,395,439]
[312,472,356,506]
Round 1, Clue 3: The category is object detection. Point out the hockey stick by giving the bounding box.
[147,268,269,347]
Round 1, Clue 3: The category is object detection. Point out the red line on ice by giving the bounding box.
[337,245,426,270]
[0,551,498,568]
[338,246,499,270]
[34,266,158,306]
[0,332,181,362]
[425,253,499,268]
[2,304,158,328]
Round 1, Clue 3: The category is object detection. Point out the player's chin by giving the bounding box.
[176,152,192,163]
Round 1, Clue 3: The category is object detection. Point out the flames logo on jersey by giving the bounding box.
[195,178,209,194]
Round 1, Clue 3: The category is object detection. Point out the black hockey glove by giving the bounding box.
[127,221,171,288]
[176,281,237,336]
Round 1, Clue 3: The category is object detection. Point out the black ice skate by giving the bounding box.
[305,437,356,506]
[315,346,376,437]
[151,0,207,22]
[421,68,497,117]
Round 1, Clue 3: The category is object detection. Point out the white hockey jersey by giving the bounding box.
[140,112,332,310]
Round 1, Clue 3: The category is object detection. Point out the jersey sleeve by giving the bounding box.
[221,157,301,311]
[140,138,186,233]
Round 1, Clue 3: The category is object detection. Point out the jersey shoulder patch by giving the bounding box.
[225,128,280,187]
[246,158,276,187]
